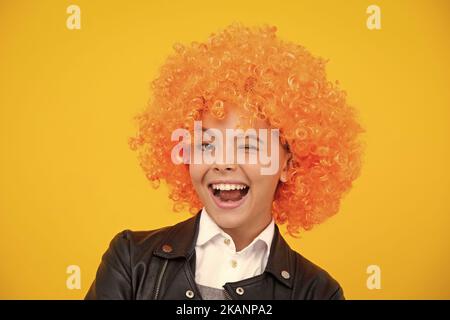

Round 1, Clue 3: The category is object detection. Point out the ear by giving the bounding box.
[280,152,293,183]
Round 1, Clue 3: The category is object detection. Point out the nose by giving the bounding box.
[212,162,237,173]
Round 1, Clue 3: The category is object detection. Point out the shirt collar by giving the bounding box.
[196,207,275,252]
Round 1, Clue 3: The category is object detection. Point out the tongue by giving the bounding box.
[218,190,243,202]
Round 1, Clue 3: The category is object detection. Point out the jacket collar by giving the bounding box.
[153,209,295,288]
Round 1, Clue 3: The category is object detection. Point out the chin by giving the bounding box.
[205,205,250,230]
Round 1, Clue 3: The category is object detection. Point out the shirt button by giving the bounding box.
[224,238,230,245]
[185,290,194,299]
[235,287,245,295]
[231,260,238,268]
[281,270,290,279]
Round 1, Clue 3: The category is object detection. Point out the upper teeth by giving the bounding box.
[211,183,248,191]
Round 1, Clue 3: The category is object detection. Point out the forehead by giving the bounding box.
[201,106,271,130]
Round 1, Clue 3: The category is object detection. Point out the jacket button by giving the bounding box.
[185,290,194,299]
[281,270,290,279]
[162,244,173,253]
[235,287,244,295]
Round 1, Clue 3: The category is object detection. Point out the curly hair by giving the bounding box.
[129,22,365,236]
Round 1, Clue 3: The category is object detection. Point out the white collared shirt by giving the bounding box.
[194,207,275,289]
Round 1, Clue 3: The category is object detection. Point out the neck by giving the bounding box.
[222,213,272,252]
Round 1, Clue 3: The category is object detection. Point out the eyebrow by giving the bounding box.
[201,127,262,144]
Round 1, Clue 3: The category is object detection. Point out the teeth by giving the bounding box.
[211,183,248,191]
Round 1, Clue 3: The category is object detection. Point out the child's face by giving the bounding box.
[189,107,291,233]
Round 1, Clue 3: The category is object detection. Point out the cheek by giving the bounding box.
[189,164,208,185]
[243,165,279,189]
[243,164,282,201]
[189,164,199,183]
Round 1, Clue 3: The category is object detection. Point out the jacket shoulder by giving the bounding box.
[84,219,189,300]
[116,222,180,258]
[120,225,171,248]
[291,250,345,300]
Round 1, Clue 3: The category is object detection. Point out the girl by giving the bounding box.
[86,22,364,300]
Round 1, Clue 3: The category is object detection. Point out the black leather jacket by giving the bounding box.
[85,210,345,300]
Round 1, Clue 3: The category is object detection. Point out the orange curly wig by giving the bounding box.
[129,22,365,236]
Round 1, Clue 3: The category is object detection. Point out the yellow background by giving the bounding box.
[1,0,449,299]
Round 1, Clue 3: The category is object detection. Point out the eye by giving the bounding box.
[239,144,258,151]
[199,142,215,152]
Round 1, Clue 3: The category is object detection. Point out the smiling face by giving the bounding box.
[189,107,291,244]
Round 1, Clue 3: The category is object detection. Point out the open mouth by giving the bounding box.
[207,183,250,209]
